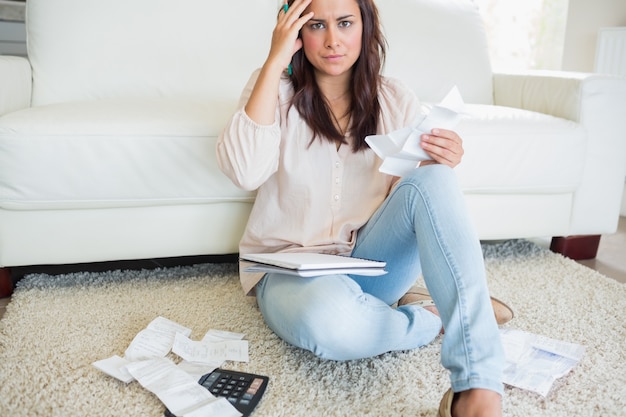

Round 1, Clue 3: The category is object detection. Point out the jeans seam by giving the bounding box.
[399,173,476,383]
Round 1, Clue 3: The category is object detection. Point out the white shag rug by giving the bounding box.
[0,240,625,417]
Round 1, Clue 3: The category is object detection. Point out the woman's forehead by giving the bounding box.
[304,0,361,19]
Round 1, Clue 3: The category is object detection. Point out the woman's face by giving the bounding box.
[301,0,363,81]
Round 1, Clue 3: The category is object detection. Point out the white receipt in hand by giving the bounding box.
[365,85,465,177]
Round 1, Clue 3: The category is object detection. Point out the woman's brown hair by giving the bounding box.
[288,0,387,152]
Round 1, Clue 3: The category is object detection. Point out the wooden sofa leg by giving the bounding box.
[0,267,13,298]
[550,235,601,260]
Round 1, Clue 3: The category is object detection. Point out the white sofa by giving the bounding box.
[1,0,625,294]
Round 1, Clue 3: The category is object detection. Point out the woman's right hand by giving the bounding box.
[267,0,314,72]
[244,0,314,125]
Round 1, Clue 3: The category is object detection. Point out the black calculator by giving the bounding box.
[164,368,269,417]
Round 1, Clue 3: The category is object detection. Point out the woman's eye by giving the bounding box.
[310,22,325,30]
[338,20,352,28]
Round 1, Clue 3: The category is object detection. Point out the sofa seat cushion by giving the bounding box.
[455,104,586,193]
[0,99,254,210]
[0,100,586,211]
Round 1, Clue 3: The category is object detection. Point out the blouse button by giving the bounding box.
[334,194,340,201]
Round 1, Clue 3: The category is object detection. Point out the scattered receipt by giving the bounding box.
[92,316,250,417]
[124,316,192,361]
[126,358,241,417]
[500,328,585,397]
[173,333,249,364]
[366,85,465,177]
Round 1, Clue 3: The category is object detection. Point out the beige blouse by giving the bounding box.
[216,70,422,294]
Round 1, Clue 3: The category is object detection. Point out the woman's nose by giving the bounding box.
[325,28,340,48]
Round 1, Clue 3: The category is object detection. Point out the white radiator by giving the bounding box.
[595,27,626,76]
[595,27,626,217]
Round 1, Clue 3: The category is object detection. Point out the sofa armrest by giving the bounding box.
[494,70,610,121]
[494,70,626,234]
[0,56,32,116]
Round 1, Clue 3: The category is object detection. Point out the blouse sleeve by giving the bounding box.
[216,69,283,191]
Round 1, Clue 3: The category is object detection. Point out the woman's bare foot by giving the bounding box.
[452,389,502,417]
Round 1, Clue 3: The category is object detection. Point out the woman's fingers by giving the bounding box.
[420,128,464,168]
[271,0,313,67]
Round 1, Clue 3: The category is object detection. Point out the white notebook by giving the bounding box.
[241,252,387,277]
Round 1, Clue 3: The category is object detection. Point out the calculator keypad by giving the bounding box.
[199,370,267,413]
[164,369,268,417]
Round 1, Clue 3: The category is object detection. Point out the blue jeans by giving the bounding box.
[256,165,504,394]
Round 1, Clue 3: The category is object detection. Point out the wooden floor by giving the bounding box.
[573,216,626,284]
[1,217,625,319]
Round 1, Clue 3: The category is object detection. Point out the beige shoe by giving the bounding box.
[397,289,437,308]
[438,388,454,417]
[398,286,514,326]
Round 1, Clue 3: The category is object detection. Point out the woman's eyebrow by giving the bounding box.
[309,14,355,23]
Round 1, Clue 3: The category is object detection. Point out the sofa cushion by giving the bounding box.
[26,0,493,106]
[26,0,276,106]
[455,104,586,193]
[378,0,493,104]
[0,99,254,210]
[0,100,585,211]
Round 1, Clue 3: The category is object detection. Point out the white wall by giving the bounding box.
[562,0,626,71]
[622,184,626,217]
[563,0,626,217]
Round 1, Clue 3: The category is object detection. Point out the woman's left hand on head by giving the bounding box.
[420,128,464,168]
